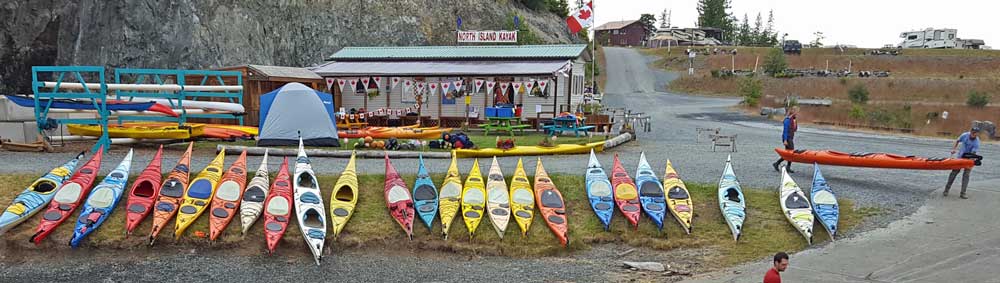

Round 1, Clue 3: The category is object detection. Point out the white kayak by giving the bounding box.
[239,150,270,235]
[293,138,327,265]
[485,157,510,239]
[780,165,814,245]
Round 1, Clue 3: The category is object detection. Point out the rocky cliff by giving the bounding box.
[0,0,580,93]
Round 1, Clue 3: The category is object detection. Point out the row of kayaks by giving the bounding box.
[383,155,569,246]
[584,150,839,245]
[339,126,452,140]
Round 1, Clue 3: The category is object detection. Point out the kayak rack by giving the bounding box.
[114,68,244,126]
[30,66,245,150]
[31,66,110,152]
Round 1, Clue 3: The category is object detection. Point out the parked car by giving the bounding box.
[783,40,802,55]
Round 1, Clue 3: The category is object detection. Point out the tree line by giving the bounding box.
[698,0,780,46]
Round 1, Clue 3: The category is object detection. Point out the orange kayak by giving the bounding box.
[147,143,194,245]
[775,148,974,170]
[208,150,248,240]
[339,126,450,139]
[534,158,569,247]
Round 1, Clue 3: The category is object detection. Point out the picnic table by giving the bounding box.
[478,116,531,136]
[543,116,594,137]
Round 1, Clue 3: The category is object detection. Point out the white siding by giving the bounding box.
[339,79,367,113]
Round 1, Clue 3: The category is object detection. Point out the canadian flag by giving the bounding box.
[537,79,549,92]
[453,80,463,91]
[486,81,496,94]
[391,77,401,89]
[525,80,535,95]
[566,1,594,34]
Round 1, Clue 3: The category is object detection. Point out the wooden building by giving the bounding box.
[313,44,589,127]
[212,65,323,126]
[594,20,647,47]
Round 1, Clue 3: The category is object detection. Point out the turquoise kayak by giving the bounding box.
[413,155,438,231]
[0,152,83,236]
[718,155,746,241]
[810,164,840,239]
[585,149,614,231]
[70,149,133,247]
[636,152,666,231]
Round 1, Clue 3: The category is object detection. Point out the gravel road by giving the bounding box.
[2,47,996,281]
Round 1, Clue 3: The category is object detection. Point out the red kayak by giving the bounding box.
[208,150,248,241]
[264,157,292,254]
[775,148,974,170]
[29,146,104,244]
[145,142,194,242]
[611,154,641,230]
[383,154,414,239]
[120,145,164,236]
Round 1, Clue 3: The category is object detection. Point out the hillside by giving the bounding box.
[645,47,1000,137]
[0,0,582,93]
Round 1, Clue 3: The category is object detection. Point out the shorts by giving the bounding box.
[784,140,795,150]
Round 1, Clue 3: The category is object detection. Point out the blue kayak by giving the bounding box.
[718,155,746,241]
[70,149,133,248]
[585,149,615,231]
[0,152,83,236]
[810,164,840,239]
[5,94,156,111]
[635,152,667,231]
[413,155,439,230]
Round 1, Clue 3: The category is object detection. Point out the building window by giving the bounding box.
[907,35,918,40]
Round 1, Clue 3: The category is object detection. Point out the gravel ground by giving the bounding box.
[2,47,996,281]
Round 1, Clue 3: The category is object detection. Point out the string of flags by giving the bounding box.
[337,104,423,119]
[326,77,551,95]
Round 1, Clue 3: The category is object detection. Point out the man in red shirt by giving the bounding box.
[764,252,789,283]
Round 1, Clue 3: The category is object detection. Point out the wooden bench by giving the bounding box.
[584,114,611,133]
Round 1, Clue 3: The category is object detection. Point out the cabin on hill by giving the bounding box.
[313,44,589,128]
[594,20,647,47]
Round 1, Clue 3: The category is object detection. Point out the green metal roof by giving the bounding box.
[326,44,588,61]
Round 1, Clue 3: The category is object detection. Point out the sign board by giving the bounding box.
[457,30,518,43]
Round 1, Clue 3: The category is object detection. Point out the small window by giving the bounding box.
[907,35,918,40]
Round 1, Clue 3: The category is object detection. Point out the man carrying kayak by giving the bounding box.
[772,106,798,173]
[944,127,982,199]
[763,252,789,283]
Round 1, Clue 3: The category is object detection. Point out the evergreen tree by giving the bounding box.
[764,10,777,46]
[738,13,751,45]
[639,14,658,39]
[751,12,763,46]
[697,0,736,40]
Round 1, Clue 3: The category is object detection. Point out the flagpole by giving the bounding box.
[591,0,596,95]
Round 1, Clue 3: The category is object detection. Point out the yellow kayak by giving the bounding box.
[123,122,258,137]
[68,124,205,139]
[174,150,226,239]
[438,154,463,239]
[663,160,693,234]
[509,158,534,236]
[461,159,486,240]
[329,151,359,239]
[454,141,605,158]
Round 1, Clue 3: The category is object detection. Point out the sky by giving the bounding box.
[589,0,997,48]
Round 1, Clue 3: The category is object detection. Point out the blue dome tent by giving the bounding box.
[257,82,340,147]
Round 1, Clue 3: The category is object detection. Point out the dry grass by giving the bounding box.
[0,171,866,266]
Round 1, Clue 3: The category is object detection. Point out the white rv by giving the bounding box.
[898,28,986,49]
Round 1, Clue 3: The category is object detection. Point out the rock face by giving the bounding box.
[0,0,581,93]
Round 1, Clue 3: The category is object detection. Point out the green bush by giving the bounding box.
[762,48,788,76]
[966,91,990,107]
[738,77,763,106]
[848,84,870,104]
[849,105,866,120]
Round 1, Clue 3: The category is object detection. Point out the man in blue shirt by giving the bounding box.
[944,127,981,199]
[773,107,798,173]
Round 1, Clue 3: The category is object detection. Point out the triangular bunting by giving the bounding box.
[441,82,451,93]
[512,82,522,94]
[337,79,348,93]
[474,79,485,93]
[500,82,510,96]
[361,77,370,88]
[454,80,463,91]
[525,80,535,95]
[348,79,358,92]
[486,81,496,94]
[392,77,402,89]
[325,77,335,91]
[373,77,382,89]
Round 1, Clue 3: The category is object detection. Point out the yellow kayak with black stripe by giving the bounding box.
[174,150,226,239]
[438,154,462,239]
[663,160,694,234]
[509,158,535,236]
[460,159,486,240]
[454,141,605,158]
[68,124,205,139]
